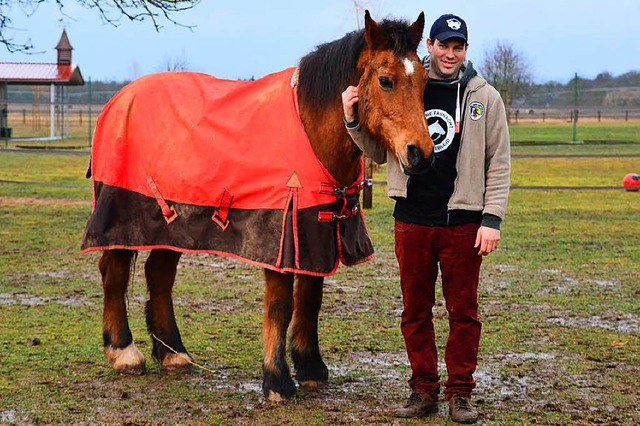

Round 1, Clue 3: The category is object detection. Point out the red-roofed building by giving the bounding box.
[0,29,84,139]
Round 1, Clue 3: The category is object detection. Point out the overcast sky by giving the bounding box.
[3,0,640,84]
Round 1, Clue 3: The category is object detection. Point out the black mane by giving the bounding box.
[297,17,419,111]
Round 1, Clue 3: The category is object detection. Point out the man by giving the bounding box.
[341,13,510,424]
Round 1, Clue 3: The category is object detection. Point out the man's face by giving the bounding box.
[426,37,468,79]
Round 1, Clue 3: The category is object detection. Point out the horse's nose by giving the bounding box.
[404,144,433,175]
[407,144,425,168]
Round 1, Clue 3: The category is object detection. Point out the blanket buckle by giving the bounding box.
[318,204,360,222]
[212,189,233,231]
[147,177,179,224]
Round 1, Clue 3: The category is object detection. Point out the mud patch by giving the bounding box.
[547,312,640,335]
[0,292,96,307]
[476,350,635,424]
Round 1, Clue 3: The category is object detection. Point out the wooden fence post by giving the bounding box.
[363,156,373,209]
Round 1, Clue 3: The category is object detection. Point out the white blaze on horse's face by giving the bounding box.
[403,58,415,75]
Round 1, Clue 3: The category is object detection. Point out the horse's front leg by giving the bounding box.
[100,249,145,374]
[262,269,296,401]
[145,249,192,372]
[291,274,328,387]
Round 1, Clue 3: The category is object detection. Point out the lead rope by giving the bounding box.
[151,333,217,374]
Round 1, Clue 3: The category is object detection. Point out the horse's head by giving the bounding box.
[357,11,433,175]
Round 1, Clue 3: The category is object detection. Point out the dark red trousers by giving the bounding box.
[394,220,482,400]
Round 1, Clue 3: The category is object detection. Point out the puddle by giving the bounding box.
[0,410,16,422]
[0,292,96,307]
[547,313,640,334]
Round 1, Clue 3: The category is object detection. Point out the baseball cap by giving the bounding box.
[429,14,468,42]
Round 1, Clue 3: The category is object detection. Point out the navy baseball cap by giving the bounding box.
[429,14,468,42]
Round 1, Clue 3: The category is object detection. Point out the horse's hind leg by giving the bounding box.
[262,269,296,401]
[144,249,192,373]
[291,274,328,387]
[100,249,145,374]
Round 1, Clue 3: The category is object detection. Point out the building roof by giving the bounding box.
[56,29,73,50]
[0,62,84,86]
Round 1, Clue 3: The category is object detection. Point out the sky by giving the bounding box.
[2,0,640,84]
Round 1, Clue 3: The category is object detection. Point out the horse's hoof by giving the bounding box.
[105,343,146,375]
[298,379,328,390]
[266,391,286,402]
[161,352,193,374]
[263,373,297,401]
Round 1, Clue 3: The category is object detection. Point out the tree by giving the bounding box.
[0,0,200,53]
[603,89,640,107]
[158,49,189,72]
[479,40,533,110]
[350,0,380,30]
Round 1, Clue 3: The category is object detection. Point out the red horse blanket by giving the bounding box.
[81,67,374,276]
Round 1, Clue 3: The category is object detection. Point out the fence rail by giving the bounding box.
[509,107,640,123]
[1,101,102,140]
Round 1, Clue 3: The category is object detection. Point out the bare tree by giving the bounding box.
[0,0,200,53]
[158,49,189,72]
[479,40,533,110]
[351,0,380,30]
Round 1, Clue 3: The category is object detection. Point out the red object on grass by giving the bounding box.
[622,173,640,191]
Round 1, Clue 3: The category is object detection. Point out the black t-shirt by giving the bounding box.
[393,78,482,226]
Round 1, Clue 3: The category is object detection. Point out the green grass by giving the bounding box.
[1,146,639,425]
[509,121,640,143]
[511,157,638,186]
[512,141,640,156]
[0,151,92,199]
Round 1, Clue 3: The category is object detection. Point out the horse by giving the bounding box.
[82,11,434,401]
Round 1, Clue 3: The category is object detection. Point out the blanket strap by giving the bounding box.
[212,190,234,231]
[147,177,179,224]
[317,180,363,223]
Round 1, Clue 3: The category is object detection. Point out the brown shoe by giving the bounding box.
[448,395,478,423]
[394,392,439,418]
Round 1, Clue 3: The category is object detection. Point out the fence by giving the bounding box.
[1,101,100,143]
[509,107,640,123]
[3,101,640,143]
[2,77,640,142]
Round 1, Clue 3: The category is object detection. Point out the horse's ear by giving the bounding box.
[408,12,425,50]
[364,10,386,50]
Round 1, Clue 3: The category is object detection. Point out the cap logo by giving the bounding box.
[446,19,461,30]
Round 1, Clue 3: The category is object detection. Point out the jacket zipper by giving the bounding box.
[447,80,486,214]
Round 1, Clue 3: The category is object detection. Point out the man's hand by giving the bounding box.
[475,226,500,256]
[341,85,359,123]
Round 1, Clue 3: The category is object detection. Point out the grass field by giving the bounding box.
[1,141,639,425]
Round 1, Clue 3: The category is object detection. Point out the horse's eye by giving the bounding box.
[378,76,394,90]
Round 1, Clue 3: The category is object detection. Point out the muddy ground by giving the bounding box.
[2,253,638,425]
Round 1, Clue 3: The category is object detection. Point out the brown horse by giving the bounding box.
[85,11,433,401]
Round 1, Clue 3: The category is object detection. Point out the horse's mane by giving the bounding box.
[297,17,420,111]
